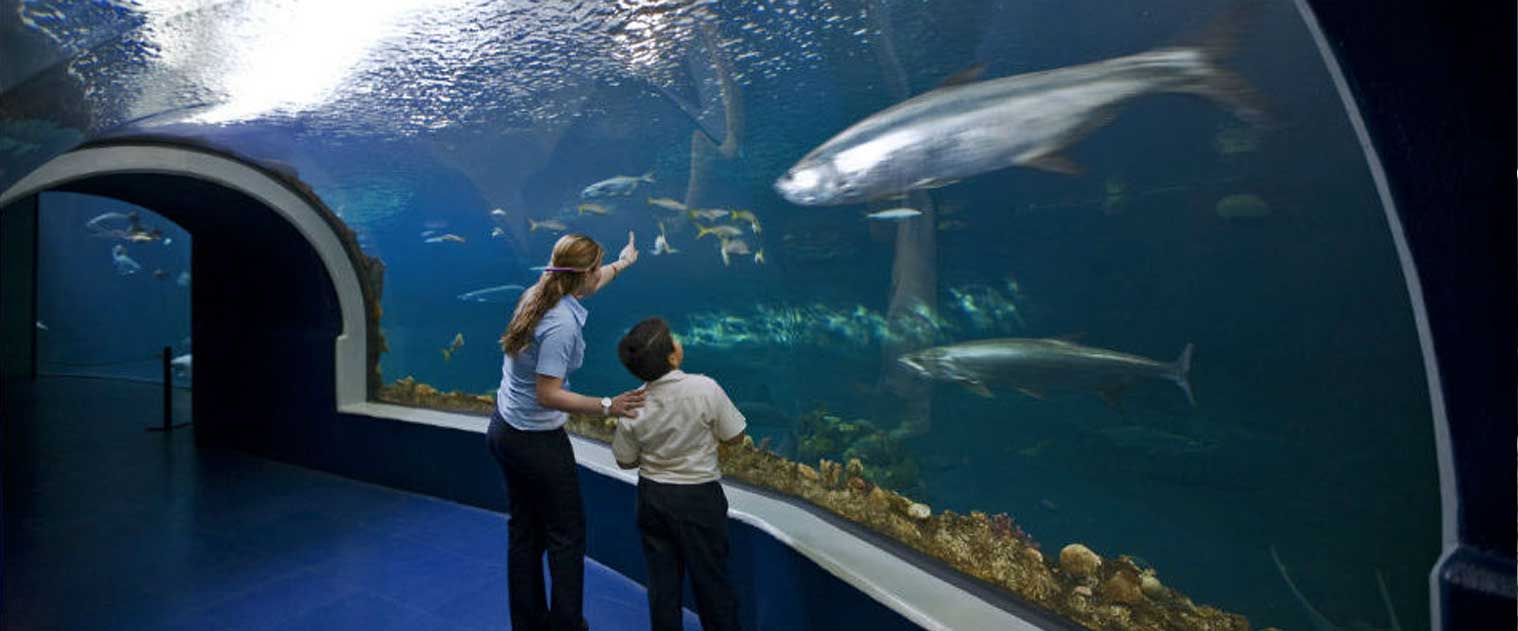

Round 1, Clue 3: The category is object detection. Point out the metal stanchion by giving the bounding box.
[148,346,190,433]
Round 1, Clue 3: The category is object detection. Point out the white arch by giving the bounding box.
[0,144,369,408]
[1292,2,1456,629]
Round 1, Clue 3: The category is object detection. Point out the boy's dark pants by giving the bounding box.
[636,478,741,631]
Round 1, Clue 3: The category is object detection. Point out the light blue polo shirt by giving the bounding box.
[496,295,587,431]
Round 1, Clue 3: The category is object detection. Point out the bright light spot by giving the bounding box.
[133,0,474,124]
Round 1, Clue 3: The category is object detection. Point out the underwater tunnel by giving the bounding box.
[0,1,1510,631]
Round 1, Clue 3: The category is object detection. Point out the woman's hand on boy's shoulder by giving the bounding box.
[609,388,646,418]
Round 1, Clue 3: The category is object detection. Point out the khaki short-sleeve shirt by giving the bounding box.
[611,370,746,484]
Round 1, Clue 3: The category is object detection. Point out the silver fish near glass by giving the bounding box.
[896,337,1194,408]
[774,7,1264,206]
[717,237,751,267]
[651,222,680,255]
[528,219,568,233]
[457,284,526,303]
[866,208,923,221]
[581,172,654,198]
[110,244,141,276]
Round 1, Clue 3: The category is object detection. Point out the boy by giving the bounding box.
[613,317,745,631]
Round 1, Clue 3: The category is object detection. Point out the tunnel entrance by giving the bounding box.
[29,193,192,387]
[0,142,379,450]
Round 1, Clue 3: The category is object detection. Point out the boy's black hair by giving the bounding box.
[618,317,676,382]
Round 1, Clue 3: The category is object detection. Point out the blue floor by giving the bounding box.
[3,377,700,631]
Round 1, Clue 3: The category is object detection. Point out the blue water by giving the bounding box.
[36,193,191,385]
[10,1,1440,629]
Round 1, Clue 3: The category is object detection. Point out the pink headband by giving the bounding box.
[542,265,593,273]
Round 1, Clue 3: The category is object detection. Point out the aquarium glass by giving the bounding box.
[34,193,192,385]
[0,1,1439,629]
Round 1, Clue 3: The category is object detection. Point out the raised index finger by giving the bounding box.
[627,231,636,247]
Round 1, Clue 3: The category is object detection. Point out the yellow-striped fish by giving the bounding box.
[647,197,687,212]
[441,333,465,362]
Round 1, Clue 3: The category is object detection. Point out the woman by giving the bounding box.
[488,232,644,631]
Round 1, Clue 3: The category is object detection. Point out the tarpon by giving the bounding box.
[896,337,1194,407]
[1096,426,1215,455]
[110,245,141,276]
[866,208,923,221]
[581,172,654,198]
[458,284,526,303]
[171,353,192,379]
[775,7,1263,206]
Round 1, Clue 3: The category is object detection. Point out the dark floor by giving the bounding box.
[2,377,699,631]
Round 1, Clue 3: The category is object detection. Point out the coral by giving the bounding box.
[376,376,496,415]
[377,376,1254,631]
[846,458,864,478]
[795,406,922,493]
[1060,544,1102,579]
[1101,570,1144,606]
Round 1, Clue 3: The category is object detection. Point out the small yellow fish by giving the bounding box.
[650,221,679,255]
[441,332,464,362]
[753,249,765,264]
[696,223,743,240]
[688,208,731,222]
[529,219,568,233]
[718,237,751,267]
[577,203,612,216]
[647,197,687,212]
[729,210,762,234]
[937,219,970,232]
[1016,439,1052,457]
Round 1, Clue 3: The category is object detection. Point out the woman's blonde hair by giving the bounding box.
[500,234,604,356]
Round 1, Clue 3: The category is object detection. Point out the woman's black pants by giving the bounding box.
[487,413,586,631]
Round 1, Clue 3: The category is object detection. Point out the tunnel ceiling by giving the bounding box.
[2,0,731,136]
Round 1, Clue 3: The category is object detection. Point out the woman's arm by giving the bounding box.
[582,231,639,297]
[535,374,644,417]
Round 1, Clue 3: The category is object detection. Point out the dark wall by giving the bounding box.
[0,197,37,385]
[0,195,38,619]
[1301,0,1516,627]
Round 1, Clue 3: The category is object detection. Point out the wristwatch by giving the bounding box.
[600,397,613,415]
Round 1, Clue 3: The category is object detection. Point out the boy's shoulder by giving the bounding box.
[674,372,728,397]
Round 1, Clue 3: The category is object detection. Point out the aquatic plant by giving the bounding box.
[677,282,1027,352]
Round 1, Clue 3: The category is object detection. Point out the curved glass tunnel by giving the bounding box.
[0,2,1452,630]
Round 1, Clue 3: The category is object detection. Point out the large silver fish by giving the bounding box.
[896,337,1194,407]
[775,8,1263,206]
